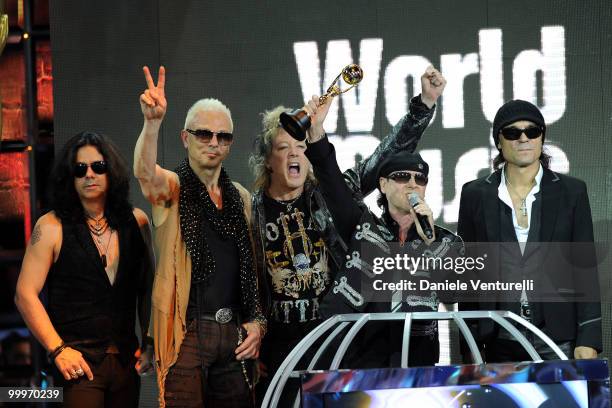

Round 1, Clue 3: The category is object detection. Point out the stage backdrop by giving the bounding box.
[49,0,611,394]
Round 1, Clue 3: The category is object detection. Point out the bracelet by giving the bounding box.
[306,132,327,144]
[254,318,267,338]
[48,342,67,361]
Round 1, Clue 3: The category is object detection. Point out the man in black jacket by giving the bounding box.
[305,143,463,368]
[457,100,601,362]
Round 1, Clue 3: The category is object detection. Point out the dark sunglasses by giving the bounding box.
[185,128,234,146]
[74,161,107,178]
[387,171,428,186]
[500,126,543,141]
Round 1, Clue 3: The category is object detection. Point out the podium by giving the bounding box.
[300,360,609,407]
[262,311,610,408]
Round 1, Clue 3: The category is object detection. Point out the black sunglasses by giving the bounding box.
[74,161,107,178]
[387,171,428,186]
[185,128,234,146]
[500,126,543,141]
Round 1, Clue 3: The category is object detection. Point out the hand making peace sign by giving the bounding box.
[140,66,167,122]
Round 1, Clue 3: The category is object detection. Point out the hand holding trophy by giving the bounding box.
[280,64,363,141]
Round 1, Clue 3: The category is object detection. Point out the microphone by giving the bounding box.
[409,192,433,240]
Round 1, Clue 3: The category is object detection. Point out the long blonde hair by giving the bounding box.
[249,105,315,191]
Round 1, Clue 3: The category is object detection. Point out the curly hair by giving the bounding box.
[49,131,133,229]
[249,105,315,191]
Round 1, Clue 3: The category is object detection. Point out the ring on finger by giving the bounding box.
[76,368,84,376]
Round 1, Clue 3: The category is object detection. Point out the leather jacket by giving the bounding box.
[252,95,435,313]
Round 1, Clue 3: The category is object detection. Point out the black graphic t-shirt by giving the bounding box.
[262,193,331,324]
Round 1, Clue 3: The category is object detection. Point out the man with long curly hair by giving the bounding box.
[15,131,154,407]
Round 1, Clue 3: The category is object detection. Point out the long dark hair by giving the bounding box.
[49,131,132,228]
[376,192,389,212]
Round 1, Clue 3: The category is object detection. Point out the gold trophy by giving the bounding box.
[280,63,363,141]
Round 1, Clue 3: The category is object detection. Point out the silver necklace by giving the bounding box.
[275,194,301,212]
[505,176,535,217]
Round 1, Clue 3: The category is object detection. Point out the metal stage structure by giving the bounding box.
[262,310,572,408]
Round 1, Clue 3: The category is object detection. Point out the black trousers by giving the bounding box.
[256,320,323,407]
[59,353,139,408]
[164,318,253,408]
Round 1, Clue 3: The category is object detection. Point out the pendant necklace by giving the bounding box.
[92,229,114,268]
[505,176,534,217]
[276,194,301,213]
[87,214,108,243]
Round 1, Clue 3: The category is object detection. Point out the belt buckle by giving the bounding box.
[215,308,233,324]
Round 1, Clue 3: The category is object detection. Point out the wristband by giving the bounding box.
[48,342,67,361]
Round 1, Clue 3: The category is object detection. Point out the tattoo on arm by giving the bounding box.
[30,224,42,246]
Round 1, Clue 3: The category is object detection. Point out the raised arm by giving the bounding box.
[305,97,364,244]
[14,214,94,381]
[134,66,176,205]
[345,66,447,197]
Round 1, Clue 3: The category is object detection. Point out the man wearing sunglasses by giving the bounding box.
[356,151,463,368]
[297,104,463,371]
[15,131,155,406]
[134,66,265,407]
[457,99,601,362]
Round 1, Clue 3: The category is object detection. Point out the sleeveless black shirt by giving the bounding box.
[47,214,147,363]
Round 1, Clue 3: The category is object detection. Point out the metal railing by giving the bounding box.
[261,310,568,408]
